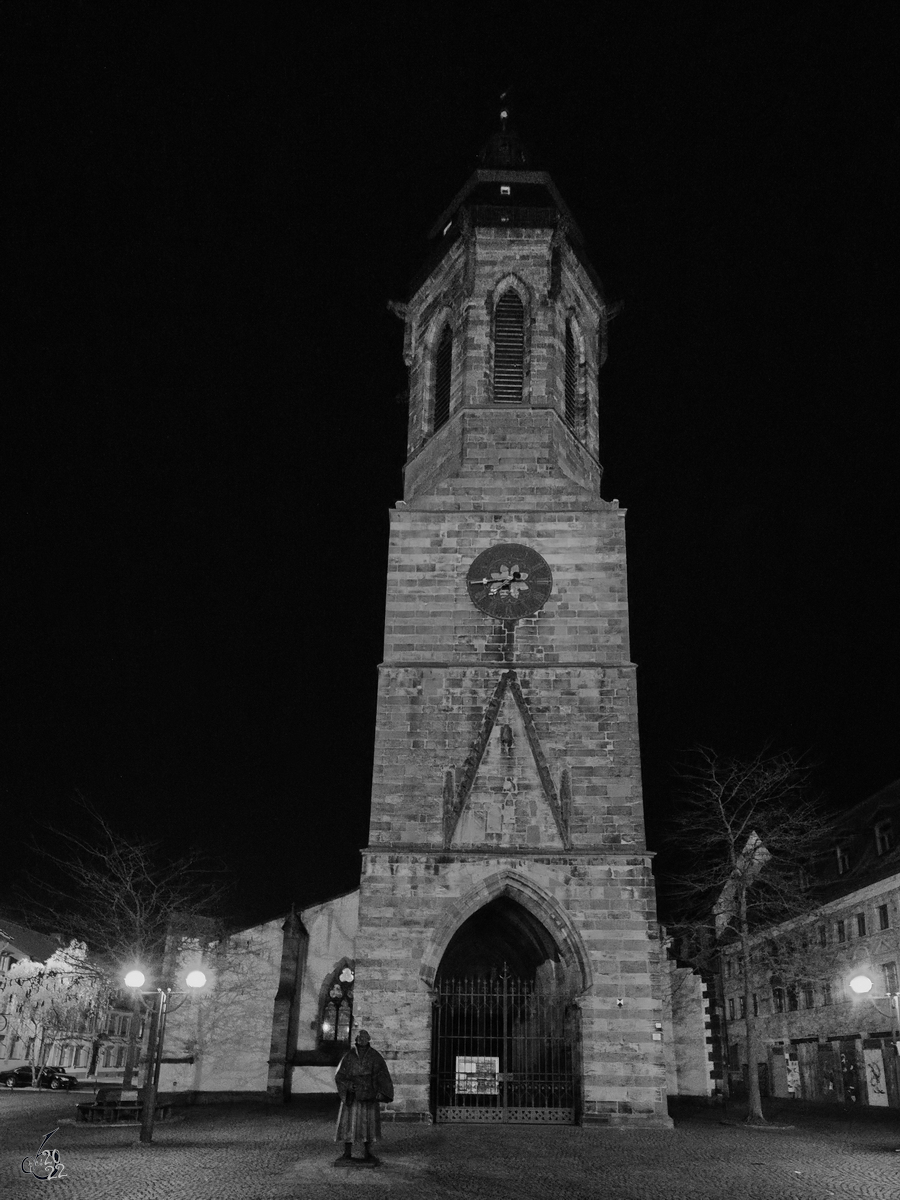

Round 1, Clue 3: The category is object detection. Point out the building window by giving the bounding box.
[818,924,827,947]
[878,904,890,931]
[493,289,525,403]
[856,913,867,937]
[752,993,759,1017]
[773,987,785,1013]
[787,985,799,1012]
[836,920,846,944]
[823,982,832,1006]
[739,996,746,1018]
[802,984,814,1010]
[726,958,733,979]
[319,965,354,1045]
[875,819,893,856]
[836,846,850,874]
[564,320,580,430]
[884,962,899,994]
[728,997,735,1020]
[433,324,452,432]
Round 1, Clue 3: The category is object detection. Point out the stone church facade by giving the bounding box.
[164,121,677,1125]
[351,121,670,1127]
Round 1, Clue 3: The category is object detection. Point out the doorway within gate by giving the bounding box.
[431,966,578,1123]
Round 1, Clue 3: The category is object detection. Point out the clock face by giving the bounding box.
[466,544,552,619]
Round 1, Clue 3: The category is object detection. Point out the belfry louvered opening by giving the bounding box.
[433,325,452,431]
[493,290,525,403]
[564,321,578,428]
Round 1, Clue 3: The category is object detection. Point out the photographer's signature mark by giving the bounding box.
[21,1128,68,1180]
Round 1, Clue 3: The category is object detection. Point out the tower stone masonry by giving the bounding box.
[355,120,671,1126]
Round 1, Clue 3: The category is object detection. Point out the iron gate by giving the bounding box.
[431,968,578,1123]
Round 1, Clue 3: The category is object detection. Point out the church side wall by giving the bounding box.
[160,920,284,1101]
[291,890,359,1094]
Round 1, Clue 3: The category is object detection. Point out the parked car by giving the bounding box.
[0,1065,79,1090]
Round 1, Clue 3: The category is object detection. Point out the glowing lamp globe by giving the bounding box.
[185,970,207,989]
[125,970,145,988]
[849,975,873,995]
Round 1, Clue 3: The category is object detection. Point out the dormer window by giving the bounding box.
[433,324,452,432]
[836,845,850,875]
[875,818,893,856]
[493,289,525,403]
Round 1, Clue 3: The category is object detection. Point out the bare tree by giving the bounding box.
[12,800,230,1087]
[665,747,831,1124]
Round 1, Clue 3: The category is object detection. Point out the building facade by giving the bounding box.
[0,916,132,1083]
[719,780,900,1107]
[346,119,671,1126]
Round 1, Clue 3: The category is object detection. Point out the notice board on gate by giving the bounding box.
[455,1056,499,1095]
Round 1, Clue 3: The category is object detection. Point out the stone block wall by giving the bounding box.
[357,204,670,1126]
[659,957,716,1097]
[355,853,669,1123]
[403,225,605,465]
[366,502,643,854]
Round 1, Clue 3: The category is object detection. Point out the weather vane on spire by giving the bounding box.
[499,89,510,131]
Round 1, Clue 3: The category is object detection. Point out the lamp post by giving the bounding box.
[124,968,206,1144]
[848,973,900,1048]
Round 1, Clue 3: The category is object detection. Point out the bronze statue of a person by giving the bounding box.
[334,1029,394,1166]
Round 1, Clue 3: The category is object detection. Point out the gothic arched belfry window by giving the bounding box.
[564,319,578,429]
[493,289,525,403]
[433,324,452,431]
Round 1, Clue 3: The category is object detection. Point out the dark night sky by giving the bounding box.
[4,7,898,927]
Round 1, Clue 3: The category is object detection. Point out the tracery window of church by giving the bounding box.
[319,965,354,1045]
[433,324,452,432]
[493,289,525,403]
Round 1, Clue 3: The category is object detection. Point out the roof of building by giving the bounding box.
[0,915,61,965]
[817,778,900,900]
[406,109,606,304]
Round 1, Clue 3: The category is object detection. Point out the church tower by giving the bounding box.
[355,113,671,1126]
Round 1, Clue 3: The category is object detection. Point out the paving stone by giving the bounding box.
[3,1091,899,1199]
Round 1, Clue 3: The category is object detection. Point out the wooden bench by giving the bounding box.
[76,1087,173,1124]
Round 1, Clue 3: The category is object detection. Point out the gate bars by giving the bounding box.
[431,966,577,1123]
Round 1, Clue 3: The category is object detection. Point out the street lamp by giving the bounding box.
[124,968,206,1144]
[848,973,900,1050]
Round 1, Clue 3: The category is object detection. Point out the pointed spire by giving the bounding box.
[478,91,531,170]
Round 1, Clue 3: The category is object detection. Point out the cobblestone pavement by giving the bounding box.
[2,1091,899,1199]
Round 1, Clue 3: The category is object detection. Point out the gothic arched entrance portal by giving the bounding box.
[431,897,580,1124]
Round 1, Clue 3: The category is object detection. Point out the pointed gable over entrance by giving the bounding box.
[445,669,567,850]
